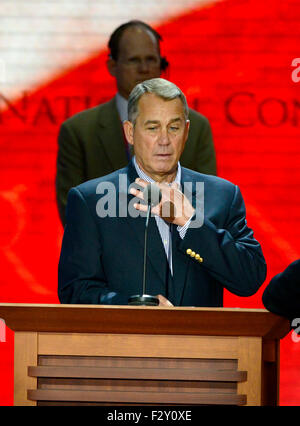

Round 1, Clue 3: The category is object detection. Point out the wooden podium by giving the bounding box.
[0,303,290,406]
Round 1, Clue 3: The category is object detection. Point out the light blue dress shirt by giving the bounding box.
[133,156,191,274]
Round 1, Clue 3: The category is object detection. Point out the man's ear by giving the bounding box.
[184,120,190,142]
[123,120,134,145]
[106,57,117,77]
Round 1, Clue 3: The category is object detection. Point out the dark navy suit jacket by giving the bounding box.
[262,260,300,321]
[58,161,267,306]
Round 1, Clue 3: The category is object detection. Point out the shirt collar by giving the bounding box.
[133,155,181,185]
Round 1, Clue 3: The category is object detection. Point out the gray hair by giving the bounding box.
[127,78,189,125]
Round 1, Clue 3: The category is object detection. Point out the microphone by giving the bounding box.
[128,183,162,306]
[143,182,162,208]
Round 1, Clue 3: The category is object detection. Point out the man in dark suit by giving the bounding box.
[58,78,266,307]
[262,260,300,322]
[56,20,217,226]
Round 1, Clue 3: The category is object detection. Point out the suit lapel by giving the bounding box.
[97,97,129,170]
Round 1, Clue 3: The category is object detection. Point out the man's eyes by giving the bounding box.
[146,126,180,131]
[147,126,158,131]
[128,58,140,64]
[127,57,159,65]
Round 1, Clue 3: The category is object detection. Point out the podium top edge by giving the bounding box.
[0,303,290,339]
[0,302,269,313]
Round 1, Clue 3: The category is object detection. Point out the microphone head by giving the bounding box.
[143,183,162,207]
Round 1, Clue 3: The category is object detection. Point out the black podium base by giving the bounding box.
[128,294,159,306]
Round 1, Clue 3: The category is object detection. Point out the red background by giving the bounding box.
[0,0,300,405]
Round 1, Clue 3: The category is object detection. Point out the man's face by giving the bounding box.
[107,27,161,99]
[124,93,190,182]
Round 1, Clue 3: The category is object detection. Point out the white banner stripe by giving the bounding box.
[0,0,222,99]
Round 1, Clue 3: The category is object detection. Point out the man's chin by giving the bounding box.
[152,161,178,177]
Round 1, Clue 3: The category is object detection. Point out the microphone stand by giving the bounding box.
[128,204,159,306]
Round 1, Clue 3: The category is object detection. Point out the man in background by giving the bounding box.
[56,20,217,226]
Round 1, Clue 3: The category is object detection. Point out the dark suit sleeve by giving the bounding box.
[179,185,267,297]
[262,260,300,321]
[58,187,129,305]
[194,116,217,176]
[55,122,85,227]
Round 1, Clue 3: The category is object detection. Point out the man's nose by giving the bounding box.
[138,59,150,73]
[158,128,170,145]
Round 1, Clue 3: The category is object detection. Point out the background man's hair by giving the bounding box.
[128,78,189,125]
[108,20,162,61]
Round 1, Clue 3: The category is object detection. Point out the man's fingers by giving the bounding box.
[135,178,148,188]
[129,187,144,200]
[130,179,153,200]
[157,294,174,306]
[130,179,189,223]
[170,181,180,190]
[133,202,159,218]
[133,201,147,212]
[160,201,176,221]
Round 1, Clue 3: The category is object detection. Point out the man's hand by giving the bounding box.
[130,178,195,227]
[157,294,174,306]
